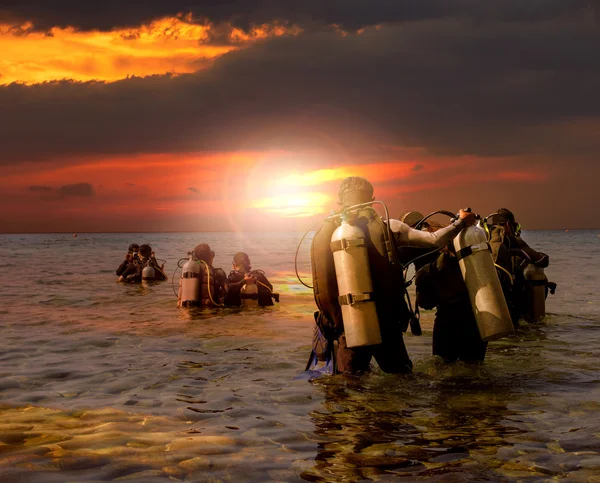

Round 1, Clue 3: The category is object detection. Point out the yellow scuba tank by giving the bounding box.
[330,215,381,348]
[453,223,514,340]
[241,279,259,307]
[179,255,201,307]
[523,263,546,321]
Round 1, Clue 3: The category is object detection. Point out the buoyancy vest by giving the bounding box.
[199,264,225,307]
[225,269,275,306]
[311,218,342,337]
[311,208,410,339]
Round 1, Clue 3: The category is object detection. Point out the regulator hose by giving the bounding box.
[171,257,188,297]
[293,200,397,289]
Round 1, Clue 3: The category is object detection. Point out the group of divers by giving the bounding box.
[116,176,557,376]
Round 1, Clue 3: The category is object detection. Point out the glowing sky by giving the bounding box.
[1,2,599,231]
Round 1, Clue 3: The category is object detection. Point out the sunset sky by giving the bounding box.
[1,1,599,232]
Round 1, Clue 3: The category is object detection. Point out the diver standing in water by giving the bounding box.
[485,208,555,323]
[224,252,278,307]
[118,244,167,283]
[308,176,476,375]
[416,241,488,363]
[177,243,228,308]
[116,243,139,277]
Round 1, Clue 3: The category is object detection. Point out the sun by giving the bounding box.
[247,165,335,217]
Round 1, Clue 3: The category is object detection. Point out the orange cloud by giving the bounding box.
[0,16,301,85]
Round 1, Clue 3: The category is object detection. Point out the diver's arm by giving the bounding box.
[512,237,549,267]
[116,260,129,276]
[392,219,465,248]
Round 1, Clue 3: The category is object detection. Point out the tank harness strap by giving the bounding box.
[182,271,201,278]
[240,293,260,300]
[455,242,491,262]
[330,237,366,252]
[528,280,547,286]
[338,292,375,306]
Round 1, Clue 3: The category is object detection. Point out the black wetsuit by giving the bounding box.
[116,253,139,276]
[225,270,274,306]
[116,260,130,277]
[120,257,167,283]
[416,252,487,363]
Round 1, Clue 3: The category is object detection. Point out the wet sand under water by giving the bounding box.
[1,231,600,482]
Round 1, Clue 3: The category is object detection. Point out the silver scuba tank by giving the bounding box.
[142,263,156,281]
[179,255,201,307]
[523,263,546,321]
[453,223,515,341]
[331,217,382,348]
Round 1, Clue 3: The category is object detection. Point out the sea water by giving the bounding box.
[0,230,599,482]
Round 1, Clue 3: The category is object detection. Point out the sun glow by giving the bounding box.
[251,192,331,217]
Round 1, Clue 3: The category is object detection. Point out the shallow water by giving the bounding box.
[0,230,599,482]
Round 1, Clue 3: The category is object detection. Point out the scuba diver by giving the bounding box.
[224,252,279,307]
[118,244,167,283]
[415,241,488,363]
[484,208,556,323]
[308,176,476,375]
[116,243,139,277]
[177,243,228,308]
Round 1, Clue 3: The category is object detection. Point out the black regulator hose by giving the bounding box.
[403,210,458,284]
[171,257,188,297]
[413,210,457,230]
[294,216,334,289]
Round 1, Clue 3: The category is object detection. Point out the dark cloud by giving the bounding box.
[1,0,595,31]
[1,14,599,164]
[412,164,424,172]
[58,183,95,197]
[28,185,53,192]
[188,187,199,193]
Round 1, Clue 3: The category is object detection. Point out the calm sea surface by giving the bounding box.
[1,230,599,482]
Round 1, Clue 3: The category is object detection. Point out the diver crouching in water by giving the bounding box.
[177,243,228,308]
[307,176,477,375]
[224,252,279,307]
[118,244,167,283]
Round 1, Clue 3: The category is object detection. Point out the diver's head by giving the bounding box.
[193,243,215,265]
[399,210,426,229]
[139,244,152,259]
[128,243,140,253]
[338,177,374,207]
[488,208,520,236]
[496,208,516,224]
[233,252,251,272]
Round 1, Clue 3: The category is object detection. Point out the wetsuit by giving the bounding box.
[116,259,131,277]
[120,257,167,283]
[116,253,139,276]
[416,252,487,363]
[225,270,275,306]
[311,211,467,375]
